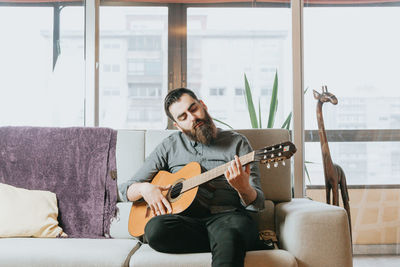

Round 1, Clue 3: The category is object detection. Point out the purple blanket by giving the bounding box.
[0,126,117,238]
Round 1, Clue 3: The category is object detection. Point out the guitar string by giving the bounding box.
[168,154,253,197]
[167,148,294,197]
[165,146,293,201]
[169,145,290,188]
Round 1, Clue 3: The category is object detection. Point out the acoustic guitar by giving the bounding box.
[128,141,297,237]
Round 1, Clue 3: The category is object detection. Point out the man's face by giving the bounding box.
[169,94,217,145]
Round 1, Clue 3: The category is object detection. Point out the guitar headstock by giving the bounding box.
[254,141,297,168]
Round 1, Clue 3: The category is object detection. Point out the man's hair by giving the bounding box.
[164,88,199,121]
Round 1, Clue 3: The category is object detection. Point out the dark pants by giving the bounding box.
[144,209,259,267]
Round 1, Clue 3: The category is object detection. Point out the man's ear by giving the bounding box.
[199,100,208,111]
[173,121,183,132]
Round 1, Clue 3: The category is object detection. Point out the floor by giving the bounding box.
[353,255,400,267]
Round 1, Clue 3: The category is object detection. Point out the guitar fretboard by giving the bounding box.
[180,151,255,193]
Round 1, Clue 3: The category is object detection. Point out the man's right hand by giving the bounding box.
[138,183,172,216]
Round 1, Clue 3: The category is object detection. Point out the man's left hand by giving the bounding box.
[224,155,257,205]
[224,155,251,193]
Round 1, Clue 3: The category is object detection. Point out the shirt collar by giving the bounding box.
[190,139,198,147]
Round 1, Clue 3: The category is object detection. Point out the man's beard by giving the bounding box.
[181,111,217,145]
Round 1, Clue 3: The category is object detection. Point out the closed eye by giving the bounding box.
[189,104,198,113]
[176,102,199,121]
[178,113,187,121]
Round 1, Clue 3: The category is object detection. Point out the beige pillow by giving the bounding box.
[0,183,67,238]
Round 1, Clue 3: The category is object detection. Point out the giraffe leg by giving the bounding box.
[338,167,352,242]
[332,182,339,206]
[326,183,331,205]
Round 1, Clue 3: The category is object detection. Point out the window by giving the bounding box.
[0,5,85,126]
[127,59,162,76]
[127,108,162,122]
[102,87,120,96]
[128,36,161,51]
[3,1,400,249]
[103,64,111,72]
[260,87,272,96]
[303,2,400,249]
[112,65,120,72]
[304,5,400,186]
[99,6,168,129]
[128,83,162,98]
[209,87,226,96]
[104,43,120,49]
[235,88,244,96]
[128,61,145,75]
[392,152,400,175]
[187,7,292,129]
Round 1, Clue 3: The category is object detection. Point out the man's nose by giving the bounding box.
[189,112,198,122]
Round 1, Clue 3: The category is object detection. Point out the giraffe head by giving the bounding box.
[313,85,338,105]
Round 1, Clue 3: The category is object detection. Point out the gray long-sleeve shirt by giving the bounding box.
[120,129,265,213]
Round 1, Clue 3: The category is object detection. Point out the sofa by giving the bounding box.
[0,128,352,267]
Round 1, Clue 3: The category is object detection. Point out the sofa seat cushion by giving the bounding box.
[0,238,139,267]
[130,244,297,267]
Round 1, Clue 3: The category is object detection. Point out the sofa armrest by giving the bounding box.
[275,198,352,267]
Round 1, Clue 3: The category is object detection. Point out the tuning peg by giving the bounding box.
[267,163,270,169]
[274,162,278,168]
[282,161,286,166]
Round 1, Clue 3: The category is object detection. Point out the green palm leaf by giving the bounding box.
[213,118,234,130]
[244,74,259,128]
[267,71,278,128]
[281,112,292,130]
[305,164,311,184]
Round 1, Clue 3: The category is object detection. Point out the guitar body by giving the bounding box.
[128,161,201,237]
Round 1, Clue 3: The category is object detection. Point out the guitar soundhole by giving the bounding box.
[170,182,183,199]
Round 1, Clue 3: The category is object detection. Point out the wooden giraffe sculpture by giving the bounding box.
[313,85,352,238]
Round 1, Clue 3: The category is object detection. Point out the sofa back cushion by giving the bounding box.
[116,131,145,201]
[236,129,292,202]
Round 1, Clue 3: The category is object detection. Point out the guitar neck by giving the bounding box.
[181,151,255,193]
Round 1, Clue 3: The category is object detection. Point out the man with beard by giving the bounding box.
[120,88,264,267]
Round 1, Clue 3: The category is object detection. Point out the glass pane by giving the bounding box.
[0,5,85,126]
[99,6,168,129]
[304,6,400,186]
[306,141,400,185]
[187,7,292,129]
[304,7,400,130]
[304,3,400,251]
